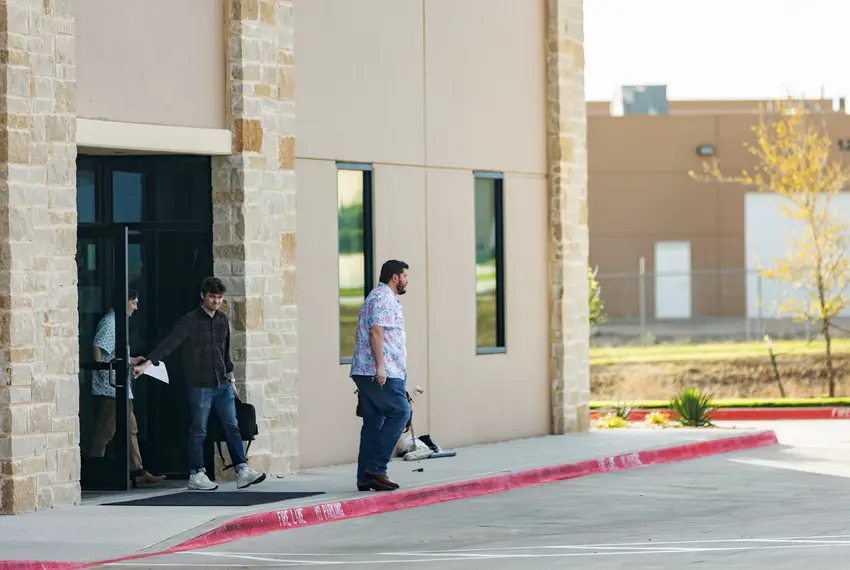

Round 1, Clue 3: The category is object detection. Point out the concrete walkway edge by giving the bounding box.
[0,430,779,570]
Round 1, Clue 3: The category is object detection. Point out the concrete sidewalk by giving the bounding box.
[0,427,774,566]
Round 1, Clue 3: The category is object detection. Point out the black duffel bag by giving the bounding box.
[206,393,259,471]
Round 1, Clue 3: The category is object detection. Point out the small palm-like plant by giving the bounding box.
[611,401,633,420]
[669,387,716,427]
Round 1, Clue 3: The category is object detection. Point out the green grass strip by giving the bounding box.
[591,397,850,409]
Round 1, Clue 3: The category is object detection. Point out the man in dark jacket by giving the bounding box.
[133,276,266,491]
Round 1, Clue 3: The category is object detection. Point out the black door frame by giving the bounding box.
[78,225,131,491]
[77,154,214,489]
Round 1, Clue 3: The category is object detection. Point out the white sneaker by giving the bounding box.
[236,466,267,489]
[188,472,218,491]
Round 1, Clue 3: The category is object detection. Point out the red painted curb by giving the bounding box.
[0,430,778,570]
[591,407,850,422]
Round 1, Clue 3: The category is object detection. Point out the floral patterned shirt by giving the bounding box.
[91,310,134,400]
[350,283,407,380]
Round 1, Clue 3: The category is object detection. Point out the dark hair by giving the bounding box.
[200,276,227,296]
[379,260,409,285]
[111,286,138,303]
[109,287,139,314]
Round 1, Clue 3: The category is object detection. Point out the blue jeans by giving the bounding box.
[187,384,247,475]
[352,375,410,483]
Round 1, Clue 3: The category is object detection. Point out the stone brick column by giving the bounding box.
[0,1,79,514]
[546,0,590,435]
[211,0,298,477]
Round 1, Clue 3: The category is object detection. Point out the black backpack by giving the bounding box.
[206,394,259,471]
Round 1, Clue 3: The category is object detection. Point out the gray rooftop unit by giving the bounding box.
[611,85,669,116]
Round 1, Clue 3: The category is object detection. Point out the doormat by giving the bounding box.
[103,491,325,507]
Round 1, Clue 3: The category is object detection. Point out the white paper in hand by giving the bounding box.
[144,362,169,384]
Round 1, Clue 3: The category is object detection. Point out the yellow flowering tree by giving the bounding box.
[691,100,850,396]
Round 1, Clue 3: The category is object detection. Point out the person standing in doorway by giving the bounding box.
[350,259,411,492]
[90,288,165,487]
[132,277,266,491]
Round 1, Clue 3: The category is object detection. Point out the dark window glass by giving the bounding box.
[153,159,212,225]
[77,168,96,222]
[112,171,144,223]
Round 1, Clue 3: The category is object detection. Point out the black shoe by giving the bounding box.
[418,434,441,453]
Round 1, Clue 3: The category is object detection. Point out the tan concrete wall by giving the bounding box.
[588,111,850,318]
[589,99,837,117]
[424,0,547,173]
[295,161,438,468]
[76,0,226,129]
[294,0,425,165]
[426,170,550,447]
[296,164,551,467]
[294,0,553,468]
[669,99,834,115]
[294,158,357,468]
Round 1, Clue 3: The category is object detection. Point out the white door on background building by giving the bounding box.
[654,241,692,319]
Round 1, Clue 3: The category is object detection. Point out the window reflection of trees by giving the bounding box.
[474,177,502,350]
[338,169,367,360]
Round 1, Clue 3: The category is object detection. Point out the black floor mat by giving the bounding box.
[103,491,324,507]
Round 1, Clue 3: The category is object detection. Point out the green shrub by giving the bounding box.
[611,401,633,420]
[669,387,716,427]
[589,265,607,328]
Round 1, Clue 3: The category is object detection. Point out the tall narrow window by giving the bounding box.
[474,172,506,353]
[337,164,374,362]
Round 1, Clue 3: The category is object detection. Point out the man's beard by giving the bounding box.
[398,285,407,295]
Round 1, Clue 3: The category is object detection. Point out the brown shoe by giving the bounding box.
[133,471,166,486]
[365,473,399,490]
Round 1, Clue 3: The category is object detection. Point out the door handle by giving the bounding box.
[105,358,125,388]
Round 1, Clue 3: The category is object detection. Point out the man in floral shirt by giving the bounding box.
[350,259,410,492]
[90,288,164,487]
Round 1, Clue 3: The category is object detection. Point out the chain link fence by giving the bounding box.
[593,264,850,346]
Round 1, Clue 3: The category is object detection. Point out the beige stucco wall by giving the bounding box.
[425,170,550,448]
[295,0,550,468]
[75,0,226,129]
[423,0,547,173]
[295,0,426,165]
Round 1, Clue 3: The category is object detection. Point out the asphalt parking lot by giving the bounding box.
[101,438,850,569]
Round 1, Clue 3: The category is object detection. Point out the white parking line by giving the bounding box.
[104,535,850,567]
[195,533,850,557]
[177,552,334,565]
[395,533,850,553]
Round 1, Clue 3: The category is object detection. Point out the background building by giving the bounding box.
[588,89,850,341]
[0,0,589,514]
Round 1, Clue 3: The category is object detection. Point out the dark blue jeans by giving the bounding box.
[187,384,247,474]
[352,375,410,484]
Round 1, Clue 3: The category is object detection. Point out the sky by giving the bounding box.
[584,0,850,102]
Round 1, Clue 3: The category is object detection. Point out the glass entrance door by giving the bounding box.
[77,154,214,489]
[78,226,132,491]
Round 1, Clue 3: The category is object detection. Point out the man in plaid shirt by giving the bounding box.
[133,276,266,491]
